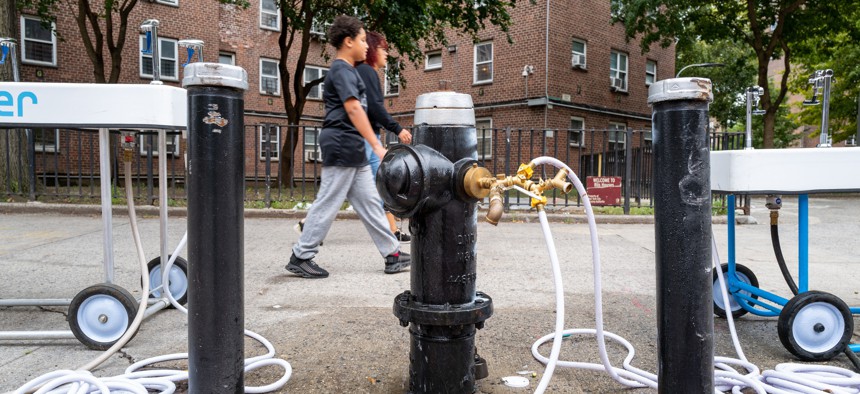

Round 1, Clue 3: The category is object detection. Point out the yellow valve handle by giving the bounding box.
[517,163,533,179]
[530,195,547,208]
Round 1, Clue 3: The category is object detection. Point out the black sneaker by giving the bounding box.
[394,230,411,242]
[384,251,411,274]
[286,253,329,278]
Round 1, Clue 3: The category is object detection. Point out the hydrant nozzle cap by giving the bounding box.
[647,77,713,105]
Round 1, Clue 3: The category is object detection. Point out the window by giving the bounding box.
[156,0,178,6]
[571,39,587,69]
[608,122,627,151]
[645,60,657,85]
[475,118,493,158]
[303,127,321,161]
[139,36,179,81]
[569,117,585,147]
[610,50,628,91]
[138,133,180,156]
[33,128,59,153]
[425,51,442,70]
[473,42,493,84]
[260,58,280,95]
[259,125,279,161]
[643,130,653,147]
[260,0,280,31]
[218,52,235,65]
[384,65,400,96]
[304,66,328,100]
[310,18,328,39]
[20,16,56,66]
[610,0,625,18]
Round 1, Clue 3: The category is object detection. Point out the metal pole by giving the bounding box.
[819,70,833,147]
[623,127,632,214]
[648,78,715,393]
[183,62,248,394]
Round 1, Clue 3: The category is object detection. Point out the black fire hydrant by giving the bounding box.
[377,91,493,393]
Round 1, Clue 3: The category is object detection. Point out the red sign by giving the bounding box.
[586,176,622,206]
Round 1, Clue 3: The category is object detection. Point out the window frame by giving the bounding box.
[424,51,442,71]
[309,18,328,39]
[609,50,629,92]
[608,122,627,151]
[218,52,236,66]
[303,65,328,100]
[645,59,657,86]
[258,125,280,161]
[571,39,587,69]
[473,41,494,85]
[138,132,180,157]
[569,117,585,147]
[259,57,281,96]
[384,65,400,97]
[259,0,280,31]
[20,16,57,67]
[155,0,179,7]
[33,128,60,153]
[139,36,179,81]
[303,127,322,162]
[475,117,493,159]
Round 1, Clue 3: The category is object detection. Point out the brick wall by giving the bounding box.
[14,0,673,180]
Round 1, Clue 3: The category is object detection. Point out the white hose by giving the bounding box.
[525,156,860,394]
[14,161,291,394]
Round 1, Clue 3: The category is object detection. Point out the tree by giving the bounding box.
[676,38,757,131]
[613,0,859,148]
[17,0,139,84]
[0,0,30,199]
[789,28,860,144]
[269,0,519,184]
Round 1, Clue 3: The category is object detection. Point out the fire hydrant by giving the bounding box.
[377,91,493,393]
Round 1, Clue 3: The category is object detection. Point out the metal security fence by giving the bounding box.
[1,126,745,211]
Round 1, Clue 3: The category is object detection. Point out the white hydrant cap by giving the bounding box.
[414,91,475,126]
[182,63,248,91]
[648,77,713,105]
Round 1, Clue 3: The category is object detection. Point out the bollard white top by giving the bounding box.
[413,91,475,126]
[182,63,248,91]
[647,78,713,104]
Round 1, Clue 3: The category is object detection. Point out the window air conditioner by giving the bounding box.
[611,77,625,91]
[571,53,586,68]
[305,150,321,162]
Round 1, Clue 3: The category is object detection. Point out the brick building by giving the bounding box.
[11,0,674,185]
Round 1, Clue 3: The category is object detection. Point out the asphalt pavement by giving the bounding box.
[1,195,858,393]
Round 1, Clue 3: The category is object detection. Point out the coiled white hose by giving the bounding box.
[526,156,860,394]
[13,161,291,394]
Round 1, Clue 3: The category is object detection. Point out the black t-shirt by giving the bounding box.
[320,59,369,167]
[356,63,403,136]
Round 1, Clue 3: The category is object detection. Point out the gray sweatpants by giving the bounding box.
[292,165,399,260]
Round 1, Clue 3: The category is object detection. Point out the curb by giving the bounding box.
[0,202,731,225]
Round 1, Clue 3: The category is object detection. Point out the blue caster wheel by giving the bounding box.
[67,283,138,350]
[778,290,853,361]
[713,263,759,318]
[145,255,189,307]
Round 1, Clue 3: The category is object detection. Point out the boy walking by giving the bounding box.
[287,15,410,279]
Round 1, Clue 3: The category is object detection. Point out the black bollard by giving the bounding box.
[183,63,248,394]
[378,91,492,393]
[648,78,714,393]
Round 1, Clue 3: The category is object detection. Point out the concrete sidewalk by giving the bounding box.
[1,196,858,393]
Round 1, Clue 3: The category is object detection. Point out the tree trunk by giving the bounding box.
[762,109,776,148]
[0,1,31,199]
